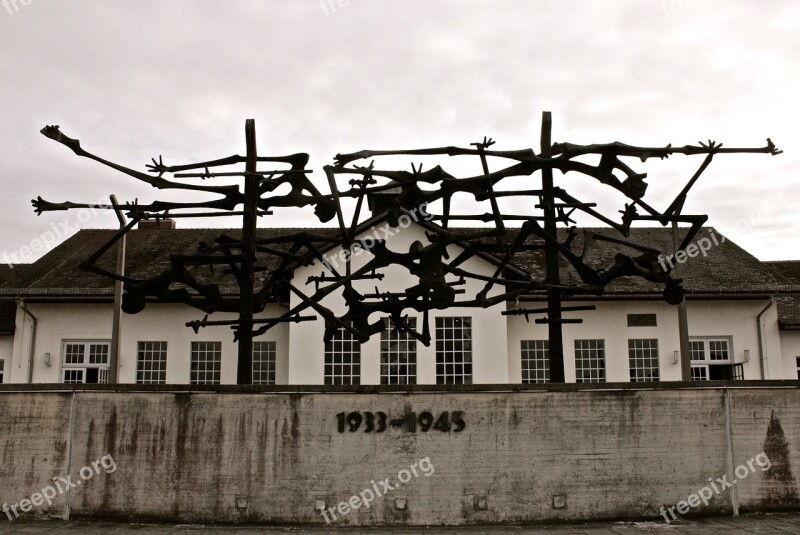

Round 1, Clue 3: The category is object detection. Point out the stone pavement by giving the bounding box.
[1,513,800,534]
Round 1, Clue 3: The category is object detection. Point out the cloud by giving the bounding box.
[1,0,797,261]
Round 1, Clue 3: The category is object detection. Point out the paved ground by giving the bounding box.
[1,512,800,534]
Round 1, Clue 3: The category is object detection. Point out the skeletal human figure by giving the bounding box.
[32,120,780,379]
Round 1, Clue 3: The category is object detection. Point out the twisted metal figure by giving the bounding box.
[33,115,780,383]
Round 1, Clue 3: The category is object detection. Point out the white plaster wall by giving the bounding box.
[288,220,508,385]
[779,331,800,379]
[7,303,113,384]
[0,336,12,383]
[507,298,783,382]
[8,302,289,385]
[5,237,793,386]
[6,294,791,385]
[688,300,781,380]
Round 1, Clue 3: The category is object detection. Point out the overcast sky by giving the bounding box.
[1,0,797,263]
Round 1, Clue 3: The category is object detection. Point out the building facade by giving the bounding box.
[1,219,799,386]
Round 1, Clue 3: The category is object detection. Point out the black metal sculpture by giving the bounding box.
[34,113,780,384]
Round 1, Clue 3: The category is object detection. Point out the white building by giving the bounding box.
[1,214,799,386]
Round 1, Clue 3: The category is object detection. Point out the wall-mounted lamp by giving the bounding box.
[673,350,679,365]
[43,352,51,367]
[744,350,750,363]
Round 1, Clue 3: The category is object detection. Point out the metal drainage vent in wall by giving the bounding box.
[314,499,327,513]
[552,494,567,509]
[394,497,407,510]
[235,496,249,511]
[473,495,488,510]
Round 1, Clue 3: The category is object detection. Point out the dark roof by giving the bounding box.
[765,261,800,329]
[1,224,795,301]
[0,228,341,298]
[0,264,31,289]
[766,261,800,284]
[508,227,795,296]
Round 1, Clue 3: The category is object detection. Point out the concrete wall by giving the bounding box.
[0,384,798,525]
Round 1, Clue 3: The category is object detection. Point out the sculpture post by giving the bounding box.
[237,119,259,385]
[540,112,565,383]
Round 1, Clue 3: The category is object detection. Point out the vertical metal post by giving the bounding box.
[237,119,258,385]
[109,194,126,384]
[541,112,565,383]
[672,221,692,380]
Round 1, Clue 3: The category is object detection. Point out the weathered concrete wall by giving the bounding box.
[0,384,798,525]
[0,393,72,518]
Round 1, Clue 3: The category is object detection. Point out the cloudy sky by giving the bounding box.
[1,0,797,263]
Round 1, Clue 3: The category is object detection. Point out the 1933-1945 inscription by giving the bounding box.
[336,411,465,433]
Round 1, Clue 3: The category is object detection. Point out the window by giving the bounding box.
[435,317,472,385]
[252,341,277,385]
[63,369,84,383]
[691,365,709,381]
[190,342,221,385]
[627,314,657,327]
[796,357,800,380]
[381,318,417,385]
[690,338,733,380]
[521,340,549,383]
[732,363,744,381]
[62,341,110,384]
[629,339,659,382]
[324,324,361,385]
[0,359,4,383]
[574,339,606,383]
[137,342,167,384]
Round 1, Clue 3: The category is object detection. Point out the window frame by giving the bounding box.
[61,340,110,384]
[136,341,168,385]
[324,324,361,386]
[689,337,733,381]
[380,318,417,385]
[0,358,4,383]
[190,341,222,385]
[574,339,606,383]
[521,340,549,384]
[628,338,660,382]
[252,341,277,385]
[690,337,732,363]
[435,316,473,385]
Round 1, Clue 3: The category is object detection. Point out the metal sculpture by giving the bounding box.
[34,113,780,383]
